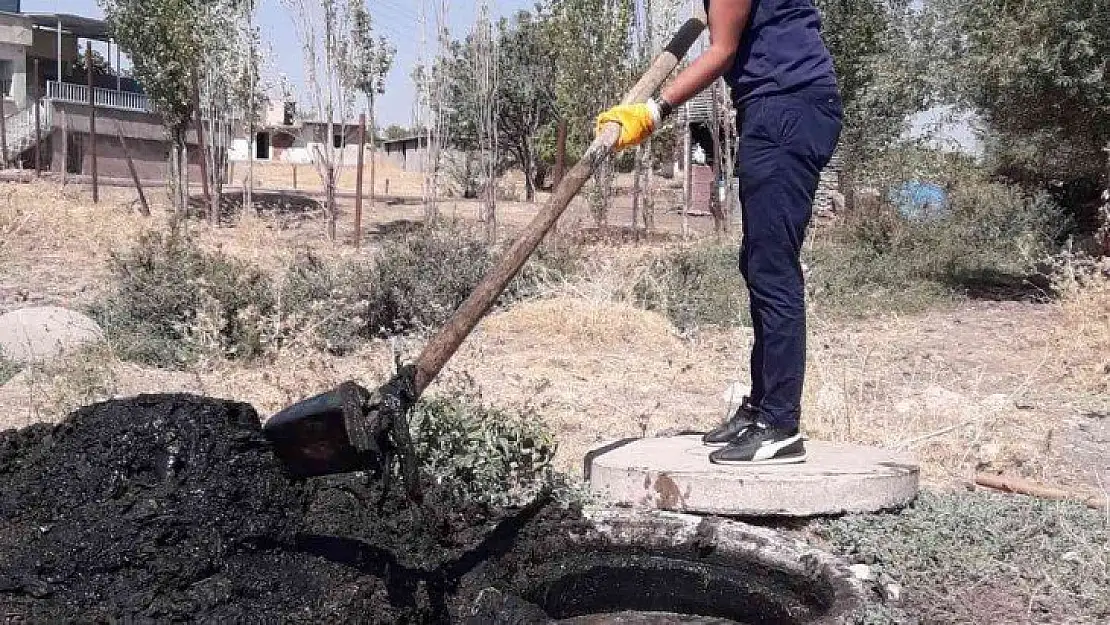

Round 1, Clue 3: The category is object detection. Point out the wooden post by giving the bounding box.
[33,59,40,177]
[86,42,98,204]
[116,122,150,217]
[709,81,725,233]
[553,119,567,187]
[630,146,643,237]
[61,111,68,183]
[682,103,691,239]
[191,71,213,224]
[292,164,297,189]
[0,98,8,169]
[354,113,366,248]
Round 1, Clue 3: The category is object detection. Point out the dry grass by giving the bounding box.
[2,178,1108,497]
[1056,267,1110,397]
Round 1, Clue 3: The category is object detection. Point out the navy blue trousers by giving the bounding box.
[738,88,842,429]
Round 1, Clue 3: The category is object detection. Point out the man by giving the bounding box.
[596,0,842,464]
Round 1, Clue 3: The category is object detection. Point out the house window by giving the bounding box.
[333,133,343,149]
[255,132,270,160]
[0,60,13,99]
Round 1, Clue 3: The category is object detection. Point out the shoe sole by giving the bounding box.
[709,452,808,466]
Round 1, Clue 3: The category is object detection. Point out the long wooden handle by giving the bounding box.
[411,16,708,395]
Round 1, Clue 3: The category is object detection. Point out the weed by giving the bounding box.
[0,348,20,386]
[409,393,558,509]
[817,490,1110,624]
[806,179,1065,315]
[90,231,275,367]
[634,244,749,332]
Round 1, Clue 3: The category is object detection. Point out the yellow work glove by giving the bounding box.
[595,99,667,152]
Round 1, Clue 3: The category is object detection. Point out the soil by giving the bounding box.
[0,393,580,623]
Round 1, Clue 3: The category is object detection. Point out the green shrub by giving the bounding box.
[327,222,576,342]
[94,223,577,365]
[634,244,749,332]
[805,179,1066,315]
[817,490,1110,624]
[0,348,20,386]
[91,231,275,366]
[409,394,558,509]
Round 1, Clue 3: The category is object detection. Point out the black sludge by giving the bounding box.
[0,394,315,622]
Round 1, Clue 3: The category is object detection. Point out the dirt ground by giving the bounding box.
[1,178,1107,505]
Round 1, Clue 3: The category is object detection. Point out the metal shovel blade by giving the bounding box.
[261,381,379,478]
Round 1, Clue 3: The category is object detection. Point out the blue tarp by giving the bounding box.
[890,181,949,220]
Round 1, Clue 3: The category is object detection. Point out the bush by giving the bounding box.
[805,179,1066,315]
[0,348,20,386]
[409,394,558,509]
[94,223,577,365]
[91,231,275,367]
[817,490,1110,624]
[634,244,748,332]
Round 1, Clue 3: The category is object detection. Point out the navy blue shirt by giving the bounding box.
[707,0,837,102]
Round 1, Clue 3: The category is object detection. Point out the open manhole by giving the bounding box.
[465,510,864,625]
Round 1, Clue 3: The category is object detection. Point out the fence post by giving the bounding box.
[86,42,98,204]
[61,111,67,184]
[0,93,8,169]
[354,113,365,248]
[33,59,40,178]
[553,119,567,187]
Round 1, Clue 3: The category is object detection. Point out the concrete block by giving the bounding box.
[586,435,919,517]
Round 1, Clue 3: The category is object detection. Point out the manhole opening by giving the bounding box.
[514,549,837,624]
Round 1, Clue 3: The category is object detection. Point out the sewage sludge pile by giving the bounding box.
[0,394,862,624]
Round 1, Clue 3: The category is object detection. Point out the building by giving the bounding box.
[380,134,429,174]
[0,4,202,180]
[229,101,367,166]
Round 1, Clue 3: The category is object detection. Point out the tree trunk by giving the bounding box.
[368,98,377,216]
[246,120,254,217]
[523,137,536,202]
[1100,141,1110,255]
[643,137,655,232]
[326,164,337,241]
[630,145,643,239]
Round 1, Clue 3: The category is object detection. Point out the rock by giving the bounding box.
[849,564,873,581]
[883,582,902,603]
[0,307,105,364]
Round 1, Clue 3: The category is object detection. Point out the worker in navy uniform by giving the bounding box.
[596,0,842,464]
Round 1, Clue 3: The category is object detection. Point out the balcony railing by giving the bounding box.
[45,80,152,113]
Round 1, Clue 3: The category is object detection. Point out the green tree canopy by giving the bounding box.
[923,0,1110,190]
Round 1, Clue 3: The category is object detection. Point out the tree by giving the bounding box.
[284,0,359,241]
[814,0,925,174]
[192,0,266,226]
[73,49,116,79]
[382,124,411,140]
[923,0,1109,206]
[547,0,635,226]
[100,0,212,217]
[346,3,395,220]
[232,0,267,219]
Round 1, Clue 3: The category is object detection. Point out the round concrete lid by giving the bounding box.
[586,435,919,517]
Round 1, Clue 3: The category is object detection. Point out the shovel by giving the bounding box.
[262,14,708,500]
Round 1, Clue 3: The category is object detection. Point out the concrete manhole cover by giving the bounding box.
[585,435,919,517]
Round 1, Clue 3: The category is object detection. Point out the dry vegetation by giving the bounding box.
[1,178,1108,503]
[2,175,1109,623]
